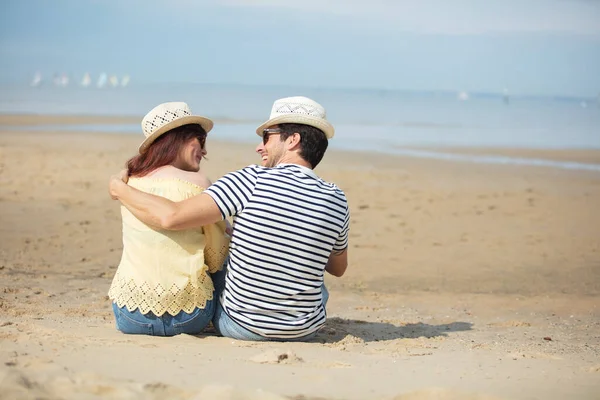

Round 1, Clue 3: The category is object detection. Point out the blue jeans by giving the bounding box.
[111,299,215,336]
[211,267,329,341]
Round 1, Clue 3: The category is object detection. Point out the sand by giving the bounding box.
[1,116,599,399]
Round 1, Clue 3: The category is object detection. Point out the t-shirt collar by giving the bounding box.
[277,163,318,179]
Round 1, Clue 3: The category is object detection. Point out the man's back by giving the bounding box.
[205,164,349,338]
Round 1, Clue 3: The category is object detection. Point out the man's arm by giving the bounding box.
[109,173,222,230]
[325,249,348,277]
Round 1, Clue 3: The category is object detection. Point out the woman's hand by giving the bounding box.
[108,169,129,200]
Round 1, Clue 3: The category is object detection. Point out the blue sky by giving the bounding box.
[1,0,599,97]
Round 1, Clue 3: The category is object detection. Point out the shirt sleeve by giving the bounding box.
[203,166,259,219]
[333,204,350,252]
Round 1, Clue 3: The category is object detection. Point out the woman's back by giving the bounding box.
[146,165,212,188]
[108,169,229,317]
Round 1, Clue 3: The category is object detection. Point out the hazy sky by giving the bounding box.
[1,0,599,96]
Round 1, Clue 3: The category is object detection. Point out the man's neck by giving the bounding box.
[275,154,312,170]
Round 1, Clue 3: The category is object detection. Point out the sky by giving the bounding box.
[1,0,599,97]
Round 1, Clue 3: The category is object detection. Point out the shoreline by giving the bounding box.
[2,113,600,170]
[401,145,600,165]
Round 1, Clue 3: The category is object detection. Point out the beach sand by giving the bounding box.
[1,116,599,399]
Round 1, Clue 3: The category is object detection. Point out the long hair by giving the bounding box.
[127,124,207,177]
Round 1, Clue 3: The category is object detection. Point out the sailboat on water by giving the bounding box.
[108,75,119,88]
[97,73,108,88]
[81,73,92,87]
[30,72,42,87]
[53,73,69,87]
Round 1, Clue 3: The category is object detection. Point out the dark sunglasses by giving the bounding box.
[196,134,207,148]
[262,128,282,144]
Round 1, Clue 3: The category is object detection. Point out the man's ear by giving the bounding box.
[286,132,302,150]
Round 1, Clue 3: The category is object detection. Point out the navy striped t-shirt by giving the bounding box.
[204,163,349,338]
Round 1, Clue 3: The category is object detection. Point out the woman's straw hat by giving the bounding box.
[256,96,334,139]
[139,102,213,153]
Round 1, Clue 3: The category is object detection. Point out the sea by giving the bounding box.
[1,83,600,171]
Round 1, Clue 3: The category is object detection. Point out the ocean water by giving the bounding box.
[1,83,599,171]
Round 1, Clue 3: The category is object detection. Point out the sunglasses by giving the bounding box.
[196,134,207,148]
[262,128,282,144]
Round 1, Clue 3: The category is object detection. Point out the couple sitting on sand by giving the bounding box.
[107,96,350,341]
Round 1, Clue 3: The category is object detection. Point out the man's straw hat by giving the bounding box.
[139,102,213,153]
[256,96,334,139]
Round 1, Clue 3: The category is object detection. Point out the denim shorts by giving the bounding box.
[212,267,329,342]
[111,299,215,337]
[212,300,322,342]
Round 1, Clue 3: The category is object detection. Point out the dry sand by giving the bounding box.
[1,116,599,399]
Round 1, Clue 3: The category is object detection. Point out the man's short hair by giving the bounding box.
[278,123,329,168]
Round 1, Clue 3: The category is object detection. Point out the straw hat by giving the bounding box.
[139,102,213,153]
[256,96,334,139]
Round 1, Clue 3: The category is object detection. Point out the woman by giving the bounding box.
[108,101,229,336]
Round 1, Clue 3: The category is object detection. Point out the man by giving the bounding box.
[109,96,349,341]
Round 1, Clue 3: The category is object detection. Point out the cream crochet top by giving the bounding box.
[108,177,230,317]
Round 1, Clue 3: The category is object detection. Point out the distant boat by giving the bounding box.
[502,88,510,105]
[97,73,108,88]
[81,72,92,87]
[457,91,469,101]
[121,75,130,87]
[580,100,588,109]
[30,72,42,87]
[108,75,119,88]
[53,73,69,87]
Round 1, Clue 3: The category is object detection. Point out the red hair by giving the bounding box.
[127,124,207,177]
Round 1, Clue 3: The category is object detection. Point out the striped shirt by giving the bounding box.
[204,163,349,338]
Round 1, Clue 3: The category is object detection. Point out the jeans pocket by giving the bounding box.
[114,305,154,335]
[173,302,214,335]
